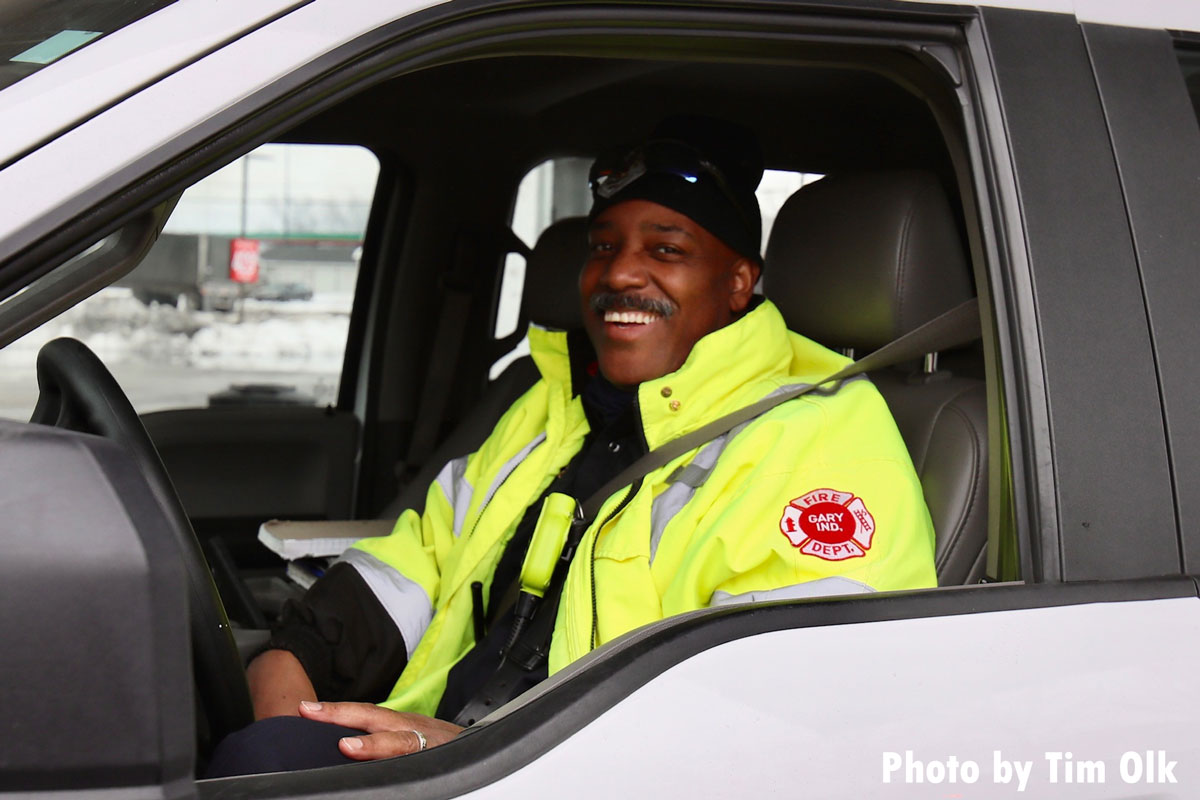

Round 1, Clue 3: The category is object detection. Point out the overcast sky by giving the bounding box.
[164,144,379,238]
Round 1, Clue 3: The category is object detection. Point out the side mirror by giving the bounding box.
[0,421,194,793]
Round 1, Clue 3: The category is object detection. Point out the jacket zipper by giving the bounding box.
[462,468,517,543]
[590,478,642,651]
[590,389,647,651]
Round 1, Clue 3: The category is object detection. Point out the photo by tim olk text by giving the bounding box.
[882,750,1179,791]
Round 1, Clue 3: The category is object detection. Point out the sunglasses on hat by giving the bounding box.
[588,138,754,232]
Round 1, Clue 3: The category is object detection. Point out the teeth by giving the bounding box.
[605,310,658,324]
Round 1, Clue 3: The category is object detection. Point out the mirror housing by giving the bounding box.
[0,421,194,794]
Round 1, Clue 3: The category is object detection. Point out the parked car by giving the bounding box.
[2,0,1200,798]
[199,278,242,312]
[250,281,314,302]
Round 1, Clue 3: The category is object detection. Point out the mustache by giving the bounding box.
[588,292,676,318]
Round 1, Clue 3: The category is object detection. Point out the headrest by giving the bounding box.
[521,216,589,331]
[764,171,973,351]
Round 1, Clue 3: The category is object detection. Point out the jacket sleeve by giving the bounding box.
[659,386,937,613]
[266,562,409,703]
[266,451,474,701]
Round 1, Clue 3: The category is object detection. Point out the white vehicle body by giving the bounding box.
[2,1,1200,798]
[475,597,1200,798]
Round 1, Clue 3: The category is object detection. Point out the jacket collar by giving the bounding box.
[528,298,850,450]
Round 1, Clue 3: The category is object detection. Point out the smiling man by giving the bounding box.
[583,198,757,387]
[220,117,936,775]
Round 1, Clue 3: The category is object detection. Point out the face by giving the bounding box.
[580,199,760,389]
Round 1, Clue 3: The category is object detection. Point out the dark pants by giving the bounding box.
[204,716,366,778]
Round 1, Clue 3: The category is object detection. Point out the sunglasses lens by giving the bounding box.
[589,149,647,198]
[589,141,747,226]
[592,141,718,193]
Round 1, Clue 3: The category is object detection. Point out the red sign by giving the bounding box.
[229,238,260,284]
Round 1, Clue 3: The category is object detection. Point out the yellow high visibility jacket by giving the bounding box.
[343,299,935,716]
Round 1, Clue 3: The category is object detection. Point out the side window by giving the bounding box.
[1176,47,1200,129]
[494,157,592,340]
[0,143,378,419]
[489,158,821,376]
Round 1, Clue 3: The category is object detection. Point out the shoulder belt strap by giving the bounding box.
[580,297,980,520]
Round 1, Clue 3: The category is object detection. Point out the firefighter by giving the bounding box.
[214,116,935,775]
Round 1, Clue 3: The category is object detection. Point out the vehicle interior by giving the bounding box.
[166,52,990,549]
[2,12,1010,791]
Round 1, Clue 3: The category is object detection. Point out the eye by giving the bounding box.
[588,240,615,255]
[654,243,684,256]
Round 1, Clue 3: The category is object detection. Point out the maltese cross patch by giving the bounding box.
[779,488,875,561]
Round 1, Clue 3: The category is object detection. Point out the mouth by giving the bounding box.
[603,309,662,325]
[590,292,675,333]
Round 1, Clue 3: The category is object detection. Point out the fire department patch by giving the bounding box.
[779,488,875,561]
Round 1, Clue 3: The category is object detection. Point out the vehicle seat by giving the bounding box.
[764,171,988,585]
[381,216,589,517]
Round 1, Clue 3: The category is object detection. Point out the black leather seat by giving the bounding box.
[382,216,589,517]
[764,170,988,585]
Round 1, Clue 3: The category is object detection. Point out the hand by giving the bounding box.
[298,700,463,761]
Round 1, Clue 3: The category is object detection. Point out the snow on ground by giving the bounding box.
[189,311,348,371]
[0,288,351,418]
[0,288,350,372]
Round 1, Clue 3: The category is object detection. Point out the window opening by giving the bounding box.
[0,143,379,419]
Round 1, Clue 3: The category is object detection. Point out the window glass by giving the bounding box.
[1176,47,1200,131]
[0,143,378,420]
[494,158,593,339]
[0,0,176,92]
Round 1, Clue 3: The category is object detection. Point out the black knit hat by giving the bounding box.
[589,115,764,263]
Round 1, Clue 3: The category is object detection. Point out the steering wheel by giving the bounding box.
[30,337,254,754]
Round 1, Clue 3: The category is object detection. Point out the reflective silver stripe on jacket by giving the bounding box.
[337,548,433,659]
[435,455,473,537]
[709,576,876,607]
[479,432,546,516]
[649,422,749,563]
[646,377,869,563]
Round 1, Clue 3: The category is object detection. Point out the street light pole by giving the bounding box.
[238,156,250,321]
[240,157,249,237]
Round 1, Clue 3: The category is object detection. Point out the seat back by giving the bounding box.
[382,217,589,517]
[518,217,589,332]
[764,171,988,584]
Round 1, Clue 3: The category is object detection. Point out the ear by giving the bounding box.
[728,257,761,313]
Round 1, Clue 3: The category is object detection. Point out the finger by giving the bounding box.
[338,730,424,761]
[298,700,410,733]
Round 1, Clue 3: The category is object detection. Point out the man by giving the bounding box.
[222,117,935,773]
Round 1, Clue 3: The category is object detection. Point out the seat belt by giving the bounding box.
[452,297,980,725]
[578,297,980,521]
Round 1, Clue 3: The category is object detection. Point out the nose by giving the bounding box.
[600,243,648,291]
